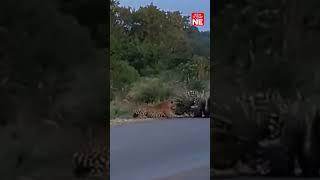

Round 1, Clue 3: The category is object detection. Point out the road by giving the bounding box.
[110,118,210,180]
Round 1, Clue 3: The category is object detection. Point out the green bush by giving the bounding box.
[187,79,209,92]
[128,77,174,103]
[110,102,131,119]
[179,55,210,83]
[111,59,140,98]
[158,69,183,82]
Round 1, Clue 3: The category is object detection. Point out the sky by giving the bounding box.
[119,0,210,32]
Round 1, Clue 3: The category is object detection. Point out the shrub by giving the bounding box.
[187,79,209,92]
[111,59,140,99]
[179,55,210,83]
[110,101,131,119]
[127,77,174,103]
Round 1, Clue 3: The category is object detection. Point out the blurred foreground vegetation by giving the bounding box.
[213,0,320,100]
[0,0,107,178]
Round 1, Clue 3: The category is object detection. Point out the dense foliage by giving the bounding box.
[110,0,210,103]
[212,1,320,177]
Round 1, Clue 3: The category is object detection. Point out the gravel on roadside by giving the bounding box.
[110,118,155,126]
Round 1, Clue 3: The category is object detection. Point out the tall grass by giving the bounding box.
[110,101,131,119]
[127,77,175,103]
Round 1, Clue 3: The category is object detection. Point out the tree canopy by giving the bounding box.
[110,1,210,101]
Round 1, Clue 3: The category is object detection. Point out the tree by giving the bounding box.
[58,0,107,48]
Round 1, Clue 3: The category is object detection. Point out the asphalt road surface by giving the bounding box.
[110,118,210,180]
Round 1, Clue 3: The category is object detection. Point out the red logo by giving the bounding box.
[191,12,204,26]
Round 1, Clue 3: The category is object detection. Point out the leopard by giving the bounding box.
[72,138,109,179]
[133,99,177,119]
[132,106,148,118]
[235,91,320,177]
